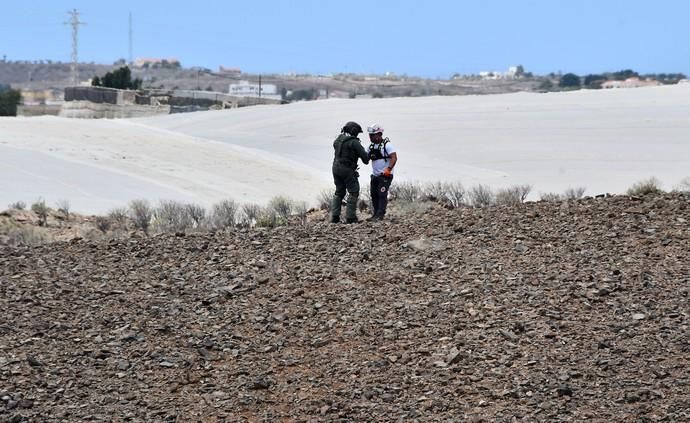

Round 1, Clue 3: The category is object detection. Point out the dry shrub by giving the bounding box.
[677,177,690,192]
[154,200,192,233]
[240,203,262,227]
[389,181,423,203]
[316,190,332,212]
[294,201,308,225]
[268,196,294,220]
[129,199,153,235]
[210,199,238,231]
[56,199,71,219]
[7,201,26,210]
[95,216,112,234]
[563,186,586,200]
[108,208,129,229]
[444,182,466,208]
[627,178,663,196]
[495,184,532,206]
[540,192,562,202]
[256,208,282,228]
[185,203,206,228]
[0,218,48,246]
[468,184,494,208]
[31,198,50,227]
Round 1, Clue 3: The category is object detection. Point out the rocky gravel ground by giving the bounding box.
[1,194,689,422]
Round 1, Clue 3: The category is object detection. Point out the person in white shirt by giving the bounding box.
[366,124,398,220]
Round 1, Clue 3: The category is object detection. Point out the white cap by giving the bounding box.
[367,124,384,134]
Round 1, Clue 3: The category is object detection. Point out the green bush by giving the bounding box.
[0,87,21,116]
[256,209,285,228]
[559,73,581,89]
[92,66,142,90]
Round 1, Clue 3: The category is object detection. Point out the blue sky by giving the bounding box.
[3,0,689,77]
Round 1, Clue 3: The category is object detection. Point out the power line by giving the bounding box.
[64,9,86,86]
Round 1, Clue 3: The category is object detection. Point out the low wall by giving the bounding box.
[59,101,170,119]
[17,104,62,117]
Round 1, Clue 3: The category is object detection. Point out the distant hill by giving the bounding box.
[0,60,539,98]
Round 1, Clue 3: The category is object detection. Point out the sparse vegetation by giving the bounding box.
[540,192,562,202]
[316,190,332,212]
[129,199,153,235]
[31,198,50,226]
[56,200,71,219]
[256,208,282,228]
[389,181,424,203]
[108,208,129,229]
[495,184,532,206]
[95,216,112,234]
[154,200,192,233]
[627,177,664,196]
[468,184,495,208]
[240,203,262,227]
[294,201,309,225]
[678,177,690,192]
[210,200,238,231]
[7,201,26,211]
[563,187,586,200]
[0,221,47,246]
[268,196,294,220]
[185,203,206,228]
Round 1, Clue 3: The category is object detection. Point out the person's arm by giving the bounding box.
[355,140,370,164]
[387,152,397,170]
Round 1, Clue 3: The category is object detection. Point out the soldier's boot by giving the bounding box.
[345,193,359,223]
[330,194,344,223]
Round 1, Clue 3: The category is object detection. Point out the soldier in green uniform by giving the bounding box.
[331,121,370,223]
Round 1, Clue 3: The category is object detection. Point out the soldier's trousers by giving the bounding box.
[331,165,359,221]
[370,174,393,217]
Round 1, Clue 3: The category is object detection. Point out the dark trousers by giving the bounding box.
[370,175,393,217]
[332,164,360,221]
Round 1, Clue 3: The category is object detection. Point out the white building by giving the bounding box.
[228,80,281,100]
[478,66,522,80]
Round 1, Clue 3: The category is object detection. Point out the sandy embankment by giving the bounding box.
[1,84,689,214]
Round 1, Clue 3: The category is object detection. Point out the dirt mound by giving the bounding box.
[1,194,689,421]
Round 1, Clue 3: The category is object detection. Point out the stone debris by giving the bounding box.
[1,194,689,421]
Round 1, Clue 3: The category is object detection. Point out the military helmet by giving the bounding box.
[342,121,363,136]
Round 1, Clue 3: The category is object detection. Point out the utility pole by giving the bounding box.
[128,12,133,65]
[64,9,86,86]
[258,75,262,98]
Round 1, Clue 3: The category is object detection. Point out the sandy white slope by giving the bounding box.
[2,84,689,213]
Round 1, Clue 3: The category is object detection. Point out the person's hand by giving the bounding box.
[383,167,392,177]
